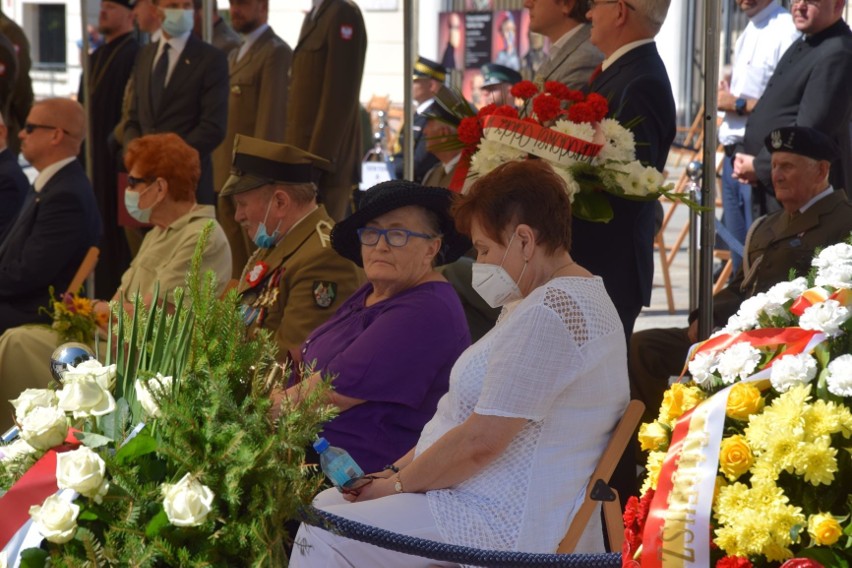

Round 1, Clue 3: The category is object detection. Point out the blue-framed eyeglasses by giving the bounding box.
[357,227,437,247]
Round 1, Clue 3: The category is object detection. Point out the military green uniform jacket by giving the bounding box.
[237,205,362,361]
[709,189,852,326]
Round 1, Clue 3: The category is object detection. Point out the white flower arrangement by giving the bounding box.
[714,342,762,385]
[769,352,818,393]
[799,299,850,337]
[825,353,852,397]
[595,118,636,163]
[687,350,719,388]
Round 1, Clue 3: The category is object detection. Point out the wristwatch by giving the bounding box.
[393,472,405,493]
[735,97,747,116]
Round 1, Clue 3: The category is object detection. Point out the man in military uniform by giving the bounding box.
[630,126,852,424]
[221,135,362,362]
[391,56,445,184]
[479,62,521,107]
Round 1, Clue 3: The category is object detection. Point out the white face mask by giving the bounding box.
[471,233,527,309]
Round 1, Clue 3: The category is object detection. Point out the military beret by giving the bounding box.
[765,126,838,163]
[221,135,331,197]
[413,56,447,83]
[481,63,522,87]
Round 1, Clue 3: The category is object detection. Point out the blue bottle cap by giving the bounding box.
[313,437,329,453]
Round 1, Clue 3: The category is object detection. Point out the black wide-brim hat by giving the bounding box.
[331,180,471,268]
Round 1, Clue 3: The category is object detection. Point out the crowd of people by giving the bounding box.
[0,0,851,564]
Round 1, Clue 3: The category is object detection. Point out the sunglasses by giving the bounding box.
[127,175,156,188]
[23,122,71,135]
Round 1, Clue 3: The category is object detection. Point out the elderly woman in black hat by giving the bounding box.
[271,180,471,474]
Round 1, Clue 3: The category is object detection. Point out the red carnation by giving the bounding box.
[492,105,519,119]
[586,92,609,121]
[510,80,539,100]
[457,117,483,146]
[532,94,562,123]
[716,557,753,568]
[566,88,586,103]
[567,102,597,124]
[779,560,825,568]
[477,103,497,118]
[544,81,571,101]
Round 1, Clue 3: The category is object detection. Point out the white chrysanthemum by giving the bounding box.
[551,119,596,143]
[596,118,635,162]
[688,351,718,388]
[614,161,647,196]
[639,165,664,194]
[723,312,758,334]
[815,263,852,289]
[766,277,809,305]
[812,243,852,271]
[826,353,852,397]
[714,342,762,384]
[469,140,527,176]
[799,299,850,337]
[735,293,770,325]
[550,167,581,202]
[770,352,818,393]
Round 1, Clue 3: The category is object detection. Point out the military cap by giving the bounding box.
[423,86,475,128]
[765,126,838,163]
[221,135,331,197]
[413,56,447,83]
[481,63,522,87]
[105,0,135,8]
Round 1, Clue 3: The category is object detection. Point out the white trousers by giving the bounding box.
[289,488,459,567]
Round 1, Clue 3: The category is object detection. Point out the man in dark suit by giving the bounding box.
[583,0,675,507]
[0,98,101,334]
[390,57,445,185]
[79,0,139,297]
[734,0,852,212]
[0,109,28,237]
[285,0,367,221]
[632,126,852,424]
[125,0,229,206]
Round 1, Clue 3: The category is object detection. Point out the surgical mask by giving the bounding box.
[471,233,527,309]
[253,197,282,249]
[124,181,158,223]
[162,8,194,37]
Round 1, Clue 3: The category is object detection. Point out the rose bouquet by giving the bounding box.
[625,241,852,568]
[0,224,335,567]
[436,80,700,222]
[39,289,108,344]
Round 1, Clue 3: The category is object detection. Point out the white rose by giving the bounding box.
[0,438,37,462]
[812,243,852,271]
[770,352,818,393]
[714,342,762,385]
[61,360,117,386]
[688,351,719,388]
[56,446,109,503]
[20,406,68,450]
[134,374,174,418]
[29,494,80,544]
[10,389,58,422]
[57,375,116,419]
[766,277,809,305]
[799,299,850,337]
[826,353,852,397]
[161,473,215,527]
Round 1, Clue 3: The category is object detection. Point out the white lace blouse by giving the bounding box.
[415,276,629,554]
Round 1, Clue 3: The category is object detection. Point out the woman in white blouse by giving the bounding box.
[291,160,630,566]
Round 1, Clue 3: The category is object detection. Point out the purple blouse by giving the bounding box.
[301,281,470,473]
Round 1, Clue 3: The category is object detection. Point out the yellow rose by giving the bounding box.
[719,434,754,481]
[726,382,765,422]
[659,383,705,426]
[808,513,843,546]
[638,421,669,452]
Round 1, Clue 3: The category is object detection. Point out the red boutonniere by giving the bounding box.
[245,261,269,287]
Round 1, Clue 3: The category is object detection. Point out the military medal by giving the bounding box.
[245,261,269,287]
[313,281,337,308]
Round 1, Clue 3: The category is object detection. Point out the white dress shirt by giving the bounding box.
[151,30,192,87]
[34,157,76,193]
[718,1,799,146]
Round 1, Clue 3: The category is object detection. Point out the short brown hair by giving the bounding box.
[453,160,573,254]
[124,133,200,203]
[566,0,590,24]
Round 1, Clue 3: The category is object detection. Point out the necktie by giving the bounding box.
[589,63,603,85]
[150,43,170,114]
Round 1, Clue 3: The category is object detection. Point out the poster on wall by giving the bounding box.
[464,11,493,69]
[438,12,464,69]
[491,10,522,71]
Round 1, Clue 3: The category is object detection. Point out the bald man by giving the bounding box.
[0,98,101,334]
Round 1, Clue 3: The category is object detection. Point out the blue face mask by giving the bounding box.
[253,197,282,249]
[161,8,194,37]
[125,181,158,223]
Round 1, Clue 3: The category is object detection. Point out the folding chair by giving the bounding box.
[65,246,100,296]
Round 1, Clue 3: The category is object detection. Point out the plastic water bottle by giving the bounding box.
[313,437,365,490]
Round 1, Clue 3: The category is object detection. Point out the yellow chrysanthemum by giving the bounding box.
[726,382,764,422]
[641,451,666,494]
[805,399,852,439]
[807,513,843,546]
[793,436,838,486]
